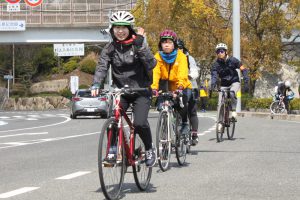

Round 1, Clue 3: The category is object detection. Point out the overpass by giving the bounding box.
[0,0,136,44]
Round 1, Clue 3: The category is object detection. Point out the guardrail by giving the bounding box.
[0,1,134,26]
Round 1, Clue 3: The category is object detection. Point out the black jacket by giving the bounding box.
[93,41,156,91]
[211,56,245,87]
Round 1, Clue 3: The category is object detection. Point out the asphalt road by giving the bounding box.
[0,110,299,200]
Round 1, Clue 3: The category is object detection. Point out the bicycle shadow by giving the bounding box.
[96,183,157,199]
[208,137,246,142]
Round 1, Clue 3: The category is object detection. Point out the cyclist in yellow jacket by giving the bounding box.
[151,29,192,134]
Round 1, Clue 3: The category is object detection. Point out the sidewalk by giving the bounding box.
[238,111,300,122]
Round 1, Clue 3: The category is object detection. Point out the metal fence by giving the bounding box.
[0,1,135,26]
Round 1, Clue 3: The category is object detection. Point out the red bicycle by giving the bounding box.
[98,86,152,200]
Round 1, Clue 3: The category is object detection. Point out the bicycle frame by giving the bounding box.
[109,92,138,166]
[219,89,231,126]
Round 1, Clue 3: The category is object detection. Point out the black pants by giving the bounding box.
[187,89,198,131]
[120,94,152,150]
[200,97,207,110]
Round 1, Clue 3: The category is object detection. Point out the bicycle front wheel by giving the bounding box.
[227,117,236,140]
[98,118,125,200]
[175,112,187,165]
[133,133,152,191]
[156,111,171,171]
[216,104,225,142]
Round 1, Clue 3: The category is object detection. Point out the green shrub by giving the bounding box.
[290,99,300,110]
[79,84,89,89]
[51,67,60,74]
[80,58,97,74]
[245,98,273,110]
[59,88,72,99]
[63,60,78,74]
[70,56,81,63]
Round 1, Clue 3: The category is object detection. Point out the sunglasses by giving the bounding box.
[216,49,226,54]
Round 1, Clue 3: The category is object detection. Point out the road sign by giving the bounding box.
[54,44,85,57]
[4,75,13,80]
[0,20,25,31]
[7,3,20,12]
[5,0,21,4]
[24,0,43,7]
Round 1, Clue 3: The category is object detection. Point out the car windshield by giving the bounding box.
[77,90,92,98]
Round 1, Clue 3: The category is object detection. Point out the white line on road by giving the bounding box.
[56,171,91,180]
[0,132,48,138]
[0,121,8,126]
[12,116,24,118]
[2,142,28,146]
[0,116,71,133]
[0,117,10,119]
[0,187,39,198]
[26,118,38,121]
[0,131,99,149]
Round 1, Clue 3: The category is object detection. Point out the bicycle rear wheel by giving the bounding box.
[156,111,171,171]
[216,104,225,142]
[133,133,152,191]
[98,118,125,200]
[175,112,187,165]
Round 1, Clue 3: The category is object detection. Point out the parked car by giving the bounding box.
[70,89,112,119]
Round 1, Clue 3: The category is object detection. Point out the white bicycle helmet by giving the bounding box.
[284,80,291,88]
[109,11,135,27]
[216,43,228,50]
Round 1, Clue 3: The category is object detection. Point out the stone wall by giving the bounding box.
[30,79,68,94]
[254,63,300,98]
[3,96,70,111]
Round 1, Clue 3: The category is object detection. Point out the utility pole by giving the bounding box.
[12,44,15,85]
[232,0,242,112]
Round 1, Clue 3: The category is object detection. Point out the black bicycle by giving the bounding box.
[216,88,236,142]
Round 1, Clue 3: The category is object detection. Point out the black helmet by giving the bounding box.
[177,39,185,49]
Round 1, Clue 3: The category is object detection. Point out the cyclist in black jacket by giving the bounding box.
[211,43,249,118]
[91,11,157,167]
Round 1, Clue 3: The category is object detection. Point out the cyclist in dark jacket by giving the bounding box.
[275,80,294,114]
[91,11,157,167]
[211,43,249,118]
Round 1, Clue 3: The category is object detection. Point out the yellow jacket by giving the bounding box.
[151,50,192,91]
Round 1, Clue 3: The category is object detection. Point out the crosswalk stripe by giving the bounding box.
[55,171,91,180]
[0,187,39,198]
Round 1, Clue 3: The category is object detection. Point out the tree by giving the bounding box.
[132,0,300,93]
[235,0,299,90]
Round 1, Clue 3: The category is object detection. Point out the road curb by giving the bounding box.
[238,112,300,122]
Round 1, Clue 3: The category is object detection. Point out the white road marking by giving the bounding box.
[0,132,48,138]
[27,115,40,118]
[42,114,56,117]
[0,116,71,133]
[2,142,28,146]
[0,187,39,198]
[56,171,91,180]
[0,131,99,149]
[12,116,23,118]
[25,118,38,121]
[0,117,10,119]
[0,121,8,126]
